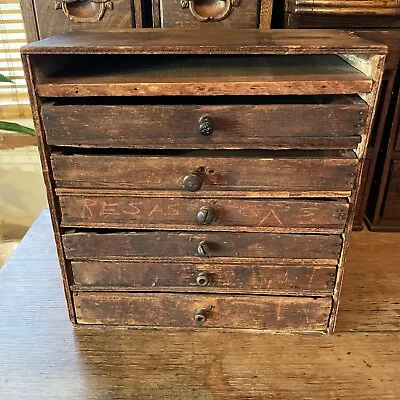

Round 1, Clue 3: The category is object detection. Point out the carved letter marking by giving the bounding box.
[81,199,97,219]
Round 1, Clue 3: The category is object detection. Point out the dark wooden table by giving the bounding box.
[1,209,399,399]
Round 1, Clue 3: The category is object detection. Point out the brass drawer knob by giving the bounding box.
[182,173,203,192]
[196,272,210,286]
[194,308,209,323]
[199,115,214,136]
[196,206,216,225]
[197,241,209,257]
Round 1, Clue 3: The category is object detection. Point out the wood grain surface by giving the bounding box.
[33,0,136,39]
[51,152,357,193]
[71,261,336,295]
[21,29,387,55]
[159,0,262,28]
[59,195,349,233]
[74,292,332,330]
[36,54,373,97]
[1,210,399,399]
[62,231,342,261]
[41,97,366,149]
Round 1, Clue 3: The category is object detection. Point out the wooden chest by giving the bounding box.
[22,29,386,333]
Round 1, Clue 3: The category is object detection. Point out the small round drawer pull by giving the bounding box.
[197,241,209,257]
[199,115,215,136]
[182,173,203,192]
[196,272,209,286]
[196,206,216,225]
[194,308,208,323]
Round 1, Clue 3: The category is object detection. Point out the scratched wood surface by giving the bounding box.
[62,231,342,261]
[36,54,373,97]
[71,261,336,295]
[22,29,387,54]
[41,96,366,149]
[59,195,349,233]
[1,210,400,400]
[74,292,332,330]
[51,152,357,192]
[22,30,385,333]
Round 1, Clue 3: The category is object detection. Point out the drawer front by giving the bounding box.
[62,231,342,261]
[59,195,349,233]
[42,99,366,149]
[34,0,136,40]
[74,292,332,331]
[71,261,336,295]
[154,0,263,29]
[51,153,357,194]
[381,161,400,220]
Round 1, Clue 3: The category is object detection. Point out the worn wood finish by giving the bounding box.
[74,292,332,331]
[36,54,373,97]
[22,29,387,55]
[42,97,367,149]
[51,152,358,193]
[380,161,400,220]
[59,195,349,233]
[284,0,400,28]
[328,52,386,332]
[62,231,342,261]
[22,30,386,332]
[366,86,400,231]
[3,210,400,400]
[21,55,77,323]
[20,0,141,42]
[71,261,337,295]
[285,0,400,15]
[156,0,264,29]
[278,27,399,233]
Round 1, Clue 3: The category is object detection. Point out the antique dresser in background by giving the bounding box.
[20,0,273,42]
[22,29,386,332]
[282,0,400,230]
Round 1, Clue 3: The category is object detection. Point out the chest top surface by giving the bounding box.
[22,28,387,55]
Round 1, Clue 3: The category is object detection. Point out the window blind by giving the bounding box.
[0,0,31,119]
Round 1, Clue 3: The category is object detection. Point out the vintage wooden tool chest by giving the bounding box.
[22,29,386,333]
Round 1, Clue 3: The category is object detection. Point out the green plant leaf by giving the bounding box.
[0,121,35,136]
[0,73,14,84]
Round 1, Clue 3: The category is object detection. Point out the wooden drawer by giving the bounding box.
[42,96,366,150]
[381,161,400,220]
[152,0,269,29]
[62,231,342,262]
[51,151,357,196]
[59,194,349,233]
[73,292,332,331]
[31,0,137,40]
[71,261,336,295]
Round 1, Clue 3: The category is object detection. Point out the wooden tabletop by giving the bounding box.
[1,209,399,399]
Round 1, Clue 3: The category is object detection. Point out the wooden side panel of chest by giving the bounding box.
[21,29,386,333]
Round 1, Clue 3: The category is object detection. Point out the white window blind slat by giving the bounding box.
[0,1,31,119]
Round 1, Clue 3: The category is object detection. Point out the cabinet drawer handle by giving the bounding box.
[181,0,240,23]
[182,173,203,192]
[194,308,209,323]
[199,115,214,136]
[196,272,210,286]
[196,206,216,225]
[197,241,210,257]
[54,0,113,23]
